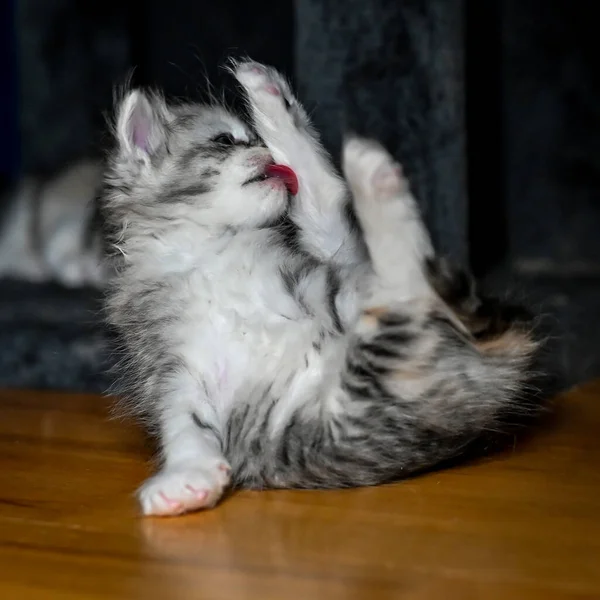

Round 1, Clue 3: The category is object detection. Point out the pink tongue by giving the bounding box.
[265,164,299,196]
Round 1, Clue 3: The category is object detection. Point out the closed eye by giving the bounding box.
[211,133,236,146]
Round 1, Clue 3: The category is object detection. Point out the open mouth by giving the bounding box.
[244,164,299,196]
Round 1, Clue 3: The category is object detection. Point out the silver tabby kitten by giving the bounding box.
[101,60,540,516]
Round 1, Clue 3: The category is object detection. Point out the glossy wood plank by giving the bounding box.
[0,384,599,599]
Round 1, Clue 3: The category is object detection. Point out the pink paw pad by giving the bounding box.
[185,485,208,500]
[373,163,405,193]
[159,491,182,509]
[265,84,281,96]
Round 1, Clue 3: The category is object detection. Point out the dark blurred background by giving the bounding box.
[1,0,599,391]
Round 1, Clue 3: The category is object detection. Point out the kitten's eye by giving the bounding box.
[212,133,236,146]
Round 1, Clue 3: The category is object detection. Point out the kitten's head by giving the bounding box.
[105,90,291,230]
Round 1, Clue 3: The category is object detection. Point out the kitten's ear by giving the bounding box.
[115,90,169,160]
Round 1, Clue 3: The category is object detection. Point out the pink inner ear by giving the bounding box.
[128,98,152,152]
[129,110,151,153]
[132,121,150,152]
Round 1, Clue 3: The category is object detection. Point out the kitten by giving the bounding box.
[0,160,106,287]
[100,60,541,516]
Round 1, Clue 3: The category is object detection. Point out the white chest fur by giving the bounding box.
[160,234,331,417]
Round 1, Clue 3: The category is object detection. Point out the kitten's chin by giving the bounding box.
[251,190,290,228]
[214,185,288,230]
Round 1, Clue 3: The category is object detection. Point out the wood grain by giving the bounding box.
[0,383,599,599]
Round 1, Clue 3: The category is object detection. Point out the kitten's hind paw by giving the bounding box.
[342,137,408,202]
[138,462,231,517]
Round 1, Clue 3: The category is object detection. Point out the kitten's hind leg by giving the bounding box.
[342,137,435,303]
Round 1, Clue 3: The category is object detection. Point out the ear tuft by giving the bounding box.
[115,90,168,158]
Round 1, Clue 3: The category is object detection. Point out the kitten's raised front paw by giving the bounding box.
[138,462,231,517]
[233,61,292,108]
[343,138,408,201]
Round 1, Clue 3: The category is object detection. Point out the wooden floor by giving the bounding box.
[1,384,599,600]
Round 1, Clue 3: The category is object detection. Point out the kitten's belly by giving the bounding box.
[169,260,359,420]
[176,300,329,418]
